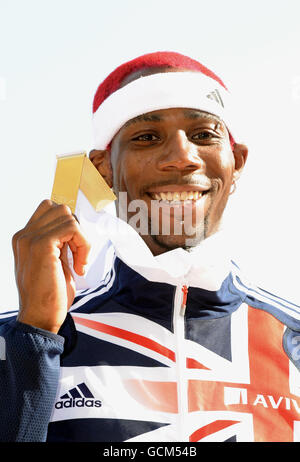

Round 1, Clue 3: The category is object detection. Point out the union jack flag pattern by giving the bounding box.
[45,257,300,442]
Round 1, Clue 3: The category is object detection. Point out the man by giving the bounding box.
[1,51,300,442]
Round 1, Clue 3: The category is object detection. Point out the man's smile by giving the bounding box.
[146,183,211,203]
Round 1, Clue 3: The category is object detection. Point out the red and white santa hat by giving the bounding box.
[92,51,236,149]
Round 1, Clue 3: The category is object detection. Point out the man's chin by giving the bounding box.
[150,231,206,252]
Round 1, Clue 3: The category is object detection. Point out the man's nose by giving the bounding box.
[157,130,204,171]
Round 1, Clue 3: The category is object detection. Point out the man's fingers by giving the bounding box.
[13,200,77,262]
[68,230,91,276]
[14,212,90,277]
[27,202,73,230]
[27,204,88,275]
[14,214,75,267]
[12,201,71,256]
[25,199,57,226]
[43,219,90,276]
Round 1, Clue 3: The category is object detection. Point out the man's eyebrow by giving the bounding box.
[183,110,221,124]
[123,113,163,129]
[122,110,223,130]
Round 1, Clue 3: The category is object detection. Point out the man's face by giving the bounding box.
[109,106,246,255]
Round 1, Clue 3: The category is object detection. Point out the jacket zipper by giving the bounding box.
[173,283,189,441]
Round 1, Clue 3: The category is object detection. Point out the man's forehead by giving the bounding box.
[122,108,223,130]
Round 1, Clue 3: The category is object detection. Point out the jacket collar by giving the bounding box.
[72,193,232,292]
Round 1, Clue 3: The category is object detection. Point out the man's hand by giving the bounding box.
[12,200,91,334]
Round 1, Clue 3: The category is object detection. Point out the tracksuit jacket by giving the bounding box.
[1,227,300,443]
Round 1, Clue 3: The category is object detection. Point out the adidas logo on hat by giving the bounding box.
[55,382,102,409]
[206,89,224,107]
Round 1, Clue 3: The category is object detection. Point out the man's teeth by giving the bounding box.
[151,191,204,201]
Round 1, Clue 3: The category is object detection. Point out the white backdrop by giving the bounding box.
[1,0,300,311]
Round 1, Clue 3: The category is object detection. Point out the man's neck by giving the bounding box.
[137,228,220,257]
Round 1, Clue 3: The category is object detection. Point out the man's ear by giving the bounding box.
[89,149,113,188]
[232,143,248,182]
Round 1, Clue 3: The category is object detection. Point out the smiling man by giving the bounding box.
[1,52,300,443]
[90,57,247,255]
[92,106,245,253]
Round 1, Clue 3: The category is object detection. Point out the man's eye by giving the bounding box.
[132,133,159,142]
[191,131,214,141]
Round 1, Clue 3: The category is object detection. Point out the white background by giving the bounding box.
[1,0,300,311]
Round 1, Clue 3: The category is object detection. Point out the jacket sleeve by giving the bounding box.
[0,313,65,442]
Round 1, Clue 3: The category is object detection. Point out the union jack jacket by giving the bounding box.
[1,240,300,442]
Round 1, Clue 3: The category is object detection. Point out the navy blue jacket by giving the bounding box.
[1,257,300,442]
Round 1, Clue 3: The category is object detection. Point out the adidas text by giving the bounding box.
[55,397,102,409]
